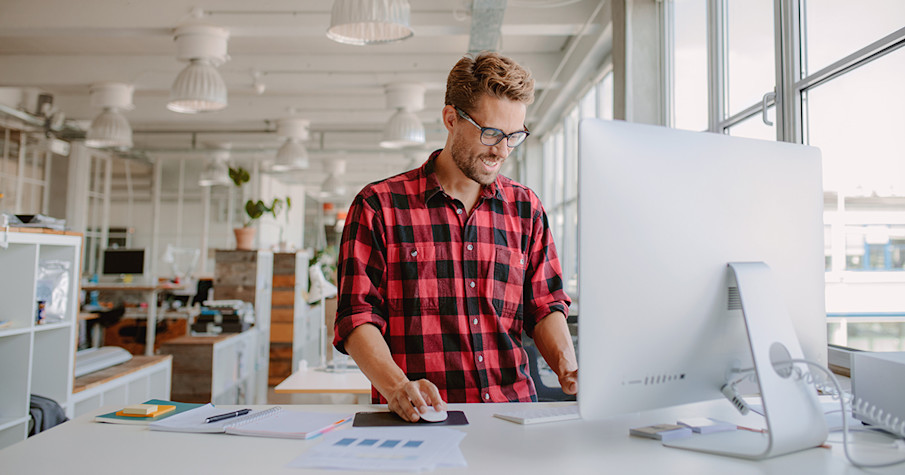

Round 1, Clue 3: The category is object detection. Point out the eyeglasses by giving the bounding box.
[455,107,530,148]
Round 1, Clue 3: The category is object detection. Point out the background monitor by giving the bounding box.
[102,248,146,276]
[577,119,827,422]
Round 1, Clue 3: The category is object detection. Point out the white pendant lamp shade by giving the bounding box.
[380,109,425,149]
[85,82,134,149]
[86,107,133,149]
[272,138,310,171]
[322,159,348,196]
[321,173,348,197]
[168,59,228,113]
[380,82,425,149]
[271,118,310,171]
[327,0,414,45]
[199,152,230,186]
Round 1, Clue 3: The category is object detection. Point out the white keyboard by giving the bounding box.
[493,405,580,425]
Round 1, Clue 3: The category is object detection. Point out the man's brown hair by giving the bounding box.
[445,51,535,112]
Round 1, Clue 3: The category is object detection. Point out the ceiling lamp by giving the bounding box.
[272,118,310,172]
[198,149,231,186]
[327,0,414,45]
[168,24,230,114]
[85,82,133,150]
[380,83,425,149]
[322,159,348,197]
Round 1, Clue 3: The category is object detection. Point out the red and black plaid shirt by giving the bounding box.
[334,151,571,403]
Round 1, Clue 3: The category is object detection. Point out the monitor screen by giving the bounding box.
[576,119,827,421]
[102,248,145,275]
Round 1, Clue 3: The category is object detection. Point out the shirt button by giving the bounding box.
[484,393,490,400]
[478,355,484,362]
[467,244,473,251]
[411,250,418,257]
[456,209,463,215]
[473,318,478,325]
[520,258,524,264]
[469,281,475,288]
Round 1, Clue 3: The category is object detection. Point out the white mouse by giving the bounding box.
[418,407,448,423]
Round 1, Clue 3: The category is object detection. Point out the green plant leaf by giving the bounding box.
[229,167,250,187]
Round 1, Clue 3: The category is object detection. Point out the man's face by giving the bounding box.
[448,96,527,186]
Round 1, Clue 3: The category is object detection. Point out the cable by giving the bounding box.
[790,358,905,469]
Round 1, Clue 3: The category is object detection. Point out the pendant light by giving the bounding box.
[85,82,133,150]
[380,83,425,149]
[327,0,414,45]
[271,118,311,172]
[168,24,230,114]
[198,149,231,187]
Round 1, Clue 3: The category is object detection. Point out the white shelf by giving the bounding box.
[0,416,29,432]
[0,231,81,450]
[33,321,72,332]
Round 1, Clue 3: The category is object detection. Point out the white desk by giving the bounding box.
[0,400,898,474]
[82,282,187,356]
[274,367,371,404]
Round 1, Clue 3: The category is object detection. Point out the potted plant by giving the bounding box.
[229,166,291,251]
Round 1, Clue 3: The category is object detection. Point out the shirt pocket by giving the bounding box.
[387,243,443,313]
[490,246,527,317]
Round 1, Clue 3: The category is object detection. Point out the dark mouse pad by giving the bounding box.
[352,410,469,427]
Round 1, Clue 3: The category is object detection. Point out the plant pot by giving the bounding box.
[234,227,256,250]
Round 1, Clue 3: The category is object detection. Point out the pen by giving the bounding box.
[205,408,252,423]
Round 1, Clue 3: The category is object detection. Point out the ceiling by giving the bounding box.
[0,0,612,197]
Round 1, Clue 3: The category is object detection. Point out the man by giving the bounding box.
[334,52,577,422]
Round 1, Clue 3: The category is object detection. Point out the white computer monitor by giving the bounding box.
[577,119,828,459]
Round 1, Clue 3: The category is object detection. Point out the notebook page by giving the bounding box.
[224,410,353,439]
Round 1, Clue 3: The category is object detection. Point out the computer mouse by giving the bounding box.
[419,407,448,422]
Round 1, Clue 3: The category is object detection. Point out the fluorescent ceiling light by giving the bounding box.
[327,0,414,45]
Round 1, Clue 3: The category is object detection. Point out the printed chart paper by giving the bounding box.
[288,427,467,472]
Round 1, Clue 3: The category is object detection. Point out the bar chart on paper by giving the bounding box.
[288,427,467,471]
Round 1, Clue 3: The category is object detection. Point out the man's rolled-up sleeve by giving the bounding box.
[333,193,389,353]
[523,204,572,338]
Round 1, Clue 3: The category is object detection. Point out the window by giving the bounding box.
[529,69,615,299]
[667,0,905,351]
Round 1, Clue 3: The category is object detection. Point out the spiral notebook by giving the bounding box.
[149,405,352,439]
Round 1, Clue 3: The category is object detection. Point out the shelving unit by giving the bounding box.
[70,355,172,418]
[158,331,259,404]
[0,229,81,450]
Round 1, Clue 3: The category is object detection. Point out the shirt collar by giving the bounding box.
[420,150,505,205]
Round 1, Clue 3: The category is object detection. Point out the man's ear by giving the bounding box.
[441,105,458,133]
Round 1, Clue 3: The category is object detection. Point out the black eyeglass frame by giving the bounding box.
[454,107,530,148]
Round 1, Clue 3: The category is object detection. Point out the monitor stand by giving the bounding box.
[664,262,828,459]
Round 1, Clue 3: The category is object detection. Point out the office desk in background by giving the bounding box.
[274,367,371,404]
[81,282,188,356]
[0,400,898,474]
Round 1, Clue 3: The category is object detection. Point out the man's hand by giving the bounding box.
[386,379,447,422]
[558,369,578,395]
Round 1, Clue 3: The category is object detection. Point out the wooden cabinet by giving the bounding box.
[158,331,258,404]
[269,251,310,384]
[0,230,81,450]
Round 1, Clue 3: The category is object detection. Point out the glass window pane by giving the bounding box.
[673,0,708,131]
[804,0,905,74]
[597,72,614,120]
[725,106,775,140]
[579,87,597,119]
[726,0,775,115]
[806,48,905,196]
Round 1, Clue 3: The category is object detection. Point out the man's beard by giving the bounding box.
[449,141,503,186]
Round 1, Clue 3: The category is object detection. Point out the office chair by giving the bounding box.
[192,278,214,307]
[524,342,577,402]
